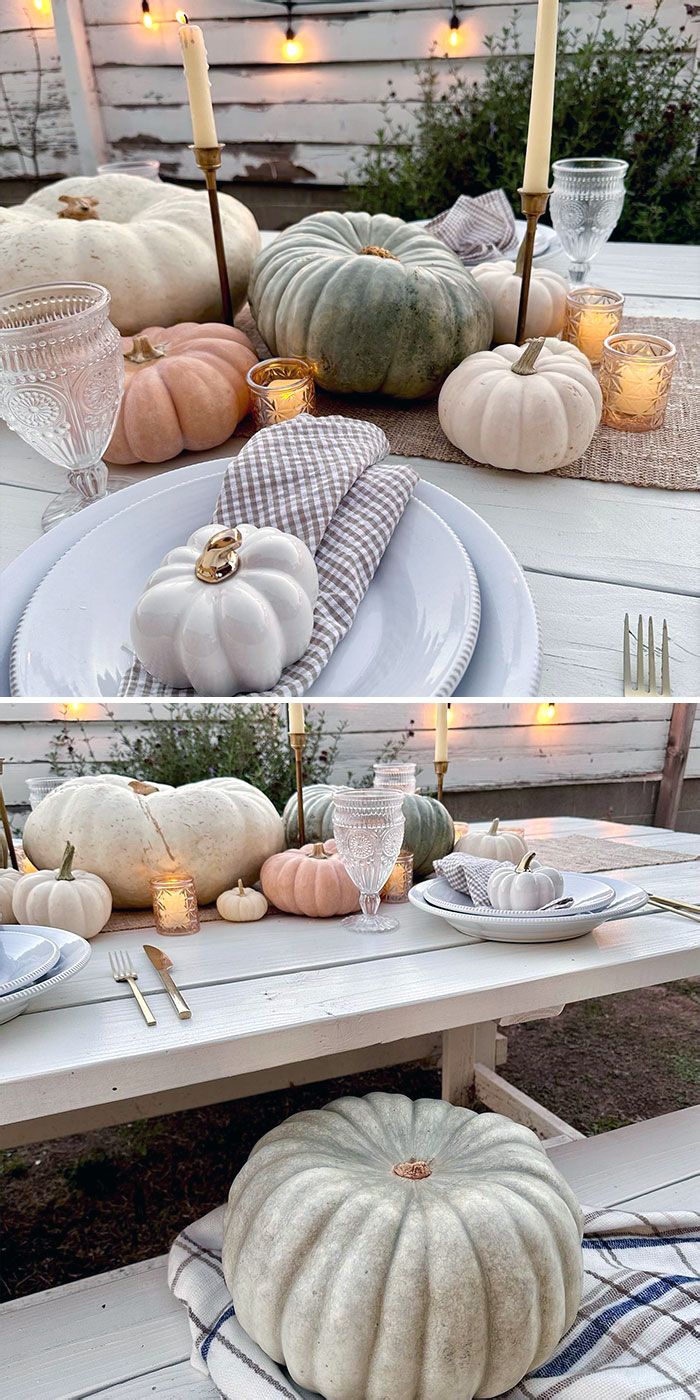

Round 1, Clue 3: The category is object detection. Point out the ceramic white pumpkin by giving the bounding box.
[0,867,22,923]
[217,879,268,923]
[130,523,319,696]
[472,258,568,344]
[22,774,284,908]
[488,852,565,910]
[12,842,112,938]
[0,175,260,334]
[223,1092,584,1400]
[455,818,527,863]
[438,336,602,472]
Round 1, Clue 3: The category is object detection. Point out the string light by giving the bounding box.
[449,7,460,46]
[537,701,557,723]
[284,0,301,59]
[142,0,153,28]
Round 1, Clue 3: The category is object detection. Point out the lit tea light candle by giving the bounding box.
[381,850,413,903]
[562,287,624,366]
[247,357,316,429]
[600,333,676,432]
[150,875,200,935]
[453,821,469,844]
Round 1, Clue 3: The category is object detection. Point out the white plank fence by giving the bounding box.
[1,0,695,183]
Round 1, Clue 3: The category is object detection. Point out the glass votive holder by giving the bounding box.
[600,333,677,432]
[150,875,200,935]
[247,357,317,429]
[381,849,414,903]
[373,762,417,794]
[562,286,624,366]
[26,776,68,809]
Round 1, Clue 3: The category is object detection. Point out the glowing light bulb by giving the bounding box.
[284,30,300,59]
[449,10,460,46]
[537,701,557,724]
[142,0,153,27]
[34,0,45,11]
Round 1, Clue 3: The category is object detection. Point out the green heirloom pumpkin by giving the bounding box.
[248,211,493,398]
[283,783,454,877]
[223,1092,584,1400]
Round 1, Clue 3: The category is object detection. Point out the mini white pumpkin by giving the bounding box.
[217,879,268,923]
[438,336,602,472]
[0,867,22,923]
[130,523,319,695]
[223,1092,584,1400]
[489,851,565,910]
[455,817,527,863]
[12,841,112,939]
[472,256,568,344]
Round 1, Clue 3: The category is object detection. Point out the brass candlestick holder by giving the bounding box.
[434,760,448,805]
[289,733,306,846]
[190,144,234,326]
[515,189,551,345]
[0,760,18,870]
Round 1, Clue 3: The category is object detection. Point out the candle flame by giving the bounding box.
[176,8,187,21]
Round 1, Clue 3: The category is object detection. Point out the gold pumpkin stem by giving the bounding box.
[195,528,242,584]
[511,338,546,376]
[360,245,400,261]
[57,194,100,221]
[393,1159,432,1180]
[57,841,76,881]
[515,851,537,874]
[125,335,168,365]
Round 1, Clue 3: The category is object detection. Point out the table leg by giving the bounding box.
[441,1022,497,1106]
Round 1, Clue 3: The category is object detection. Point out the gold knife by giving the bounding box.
[143,945,192,1019]
[646,893,700,923]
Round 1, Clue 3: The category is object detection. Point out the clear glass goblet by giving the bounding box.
[0,282,125,530]
[550,158,628,285]
[373,762,417,794]
[332,788,405,934]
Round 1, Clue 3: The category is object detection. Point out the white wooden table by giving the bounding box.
[1,242,698,696]
[1,816,699,1151]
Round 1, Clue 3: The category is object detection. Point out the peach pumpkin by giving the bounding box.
[260,840,360,918]
[105,322,258,464]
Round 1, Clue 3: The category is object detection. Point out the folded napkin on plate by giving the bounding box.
[169,1203,700,1400]
[119,415,417,697]
[426,189,518,265]
[433,850,513,904]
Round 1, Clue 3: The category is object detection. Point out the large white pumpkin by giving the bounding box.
[22,774,284,908]
[223,1092,583,1400]
[0,175,260,334]
[472,258,568,344]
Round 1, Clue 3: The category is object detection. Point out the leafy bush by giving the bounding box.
[353,1,700,243]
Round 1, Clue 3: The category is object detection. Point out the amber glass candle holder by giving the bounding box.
[381,850,414,903]
[600,333,676,432]
[562,286,624,366]
[150,875,200,935]
[247,357,317,429]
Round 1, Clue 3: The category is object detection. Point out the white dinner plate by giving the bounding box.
[1,465,541,697]
[409,877,647,943]
[11,486,480,698]
[0,927,60,997]
[0,924,92,1025]
[422,872,616,919]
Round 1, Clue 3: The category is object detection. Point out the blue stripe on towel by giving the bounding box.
[532,1276,698,1378]
[201,1303,237,1361]
[583,1235,700,1250]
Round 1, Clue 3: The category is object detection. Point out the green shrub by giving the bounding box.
[353,1,700,243]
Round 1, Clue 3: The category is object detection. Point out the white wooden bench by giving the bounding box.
[3,1105,699,1400]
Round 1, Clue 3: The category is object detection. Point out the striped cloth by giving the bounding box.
[168,1204,700,1399]
[433,851,513,903]
[119,415,417,697]
[426,189,518,266]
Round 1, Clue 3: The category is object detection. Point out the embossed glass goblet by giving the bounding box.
[550,158,628,285]
[0,282,124,530]
[373,762,417,794]
[332,788,405,934]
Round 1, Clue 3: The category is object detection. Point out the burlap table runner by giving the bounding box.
[531,834,698,873]
[237,310,698,492]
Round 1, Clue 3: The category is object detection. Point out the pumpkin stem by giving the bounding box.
[511,338,546,376]
[57,194,100,221]
[309,842,330,861]
[195,528,242,585]
[57,841,76,881]
[360,245,400,262]
[237,879,245,896]
[393,1159,432,1180]
[514,232,528,279]
[125,335,168,365]
[488,818,500,835]
[129,780,160,796]
[515,851,537,873]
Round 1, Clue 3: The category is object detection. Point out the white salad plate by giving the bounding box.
[2,466,541,697]
[409,877,648,943]
[422,872,616,920]
[11,488,479,699]
[0,927,61,997]
[0,925,92,1026]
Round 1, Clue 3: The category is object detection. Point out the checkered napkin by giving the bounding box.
[168,1205,700,1399]
[426,189,518,266]
[119,415,417,697]
[433,851,513,904]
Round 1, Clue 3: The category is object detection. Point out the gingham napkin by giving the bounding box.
[169,1204,700,1399]
[426,189,518,265]
[433,851,512,904]
[119,415,417,697]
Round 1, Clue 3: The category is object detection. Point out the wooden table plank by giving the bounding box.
[549,1106,700,1209]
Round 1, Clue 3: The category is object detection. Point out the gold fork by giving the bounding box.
[109,948,156,1026]
[623,614,671,697]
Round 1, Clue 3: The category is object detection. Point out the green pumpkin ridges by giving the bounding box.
[283,785,454,876]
